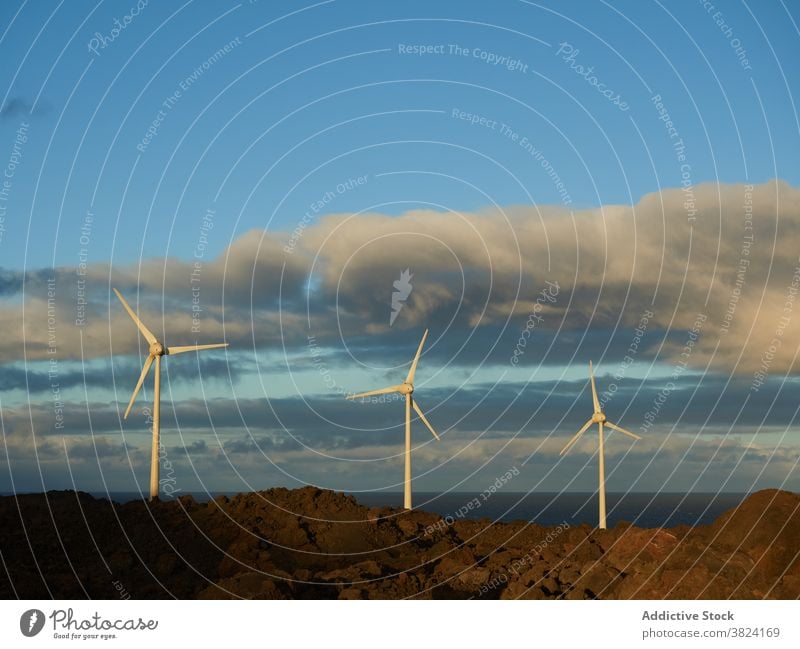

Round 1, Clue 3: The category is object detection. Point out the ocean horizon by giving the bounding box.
[3,490,754,528]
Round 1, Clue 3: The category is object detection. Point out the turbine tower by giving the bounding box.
[114,288,228,501]
[346,329,440,510]
[560,361,642,529]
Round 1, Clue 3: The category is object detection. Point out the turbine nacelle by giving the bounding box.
[398,382,413,395]
[592,412,606,423]
[149,341,166,356]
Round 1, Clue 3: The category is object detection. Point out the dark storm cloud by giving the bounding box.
[3,372,797,458]
[3,382,796,494]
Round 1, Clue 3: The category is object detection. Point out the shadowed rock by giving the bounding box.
[0,487,797,599]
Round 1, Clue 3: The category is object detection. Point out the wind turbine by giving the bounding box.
[560,361,642,529]
[114,288,228,501]
[346,329,440,510]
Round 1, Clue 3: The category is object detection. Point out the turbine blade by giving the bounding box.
[606,421,642,441]
[113,288,157,345]
[411,397,440,440]
[560,418,594,455]
[346,385,404,400]
[589,361,601,413]
[124,355,154,419]
[405,329,429,384]
[167,343,228,355]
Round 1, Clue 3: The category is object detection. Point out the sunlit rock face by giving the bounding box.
[0,487,797,599]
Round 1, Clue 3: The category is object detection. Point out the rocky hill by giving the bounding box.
[0,487,797,599]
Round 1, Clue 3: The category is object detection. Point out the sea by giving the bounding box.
[52,491,752,528]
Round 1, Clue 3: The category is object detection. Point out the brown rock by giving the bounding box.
[1,487,797,600]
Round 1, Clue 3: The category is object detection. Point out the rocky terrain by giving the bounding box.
[0,487,797,599]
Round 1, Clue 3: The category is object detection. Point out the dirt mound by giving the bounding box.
[0,487,797,599]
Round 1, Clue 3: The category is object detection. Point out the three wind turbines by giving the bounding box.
[114,286,641,527]
[346,329,440,510]
[559,361,642,529]
[114,288,227,501]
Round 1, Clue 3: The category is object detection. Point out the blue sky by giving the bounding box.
[1,1,799,498]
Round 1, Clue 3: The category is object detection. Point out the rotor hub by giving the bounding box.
[149,342,166,356]
[592,412,606,423]
[399,382,413,395]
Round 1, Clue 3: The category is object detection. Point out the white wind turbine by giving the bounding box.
[114,288,228,501]
[560,361,642,529]
[346,329,440,510]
